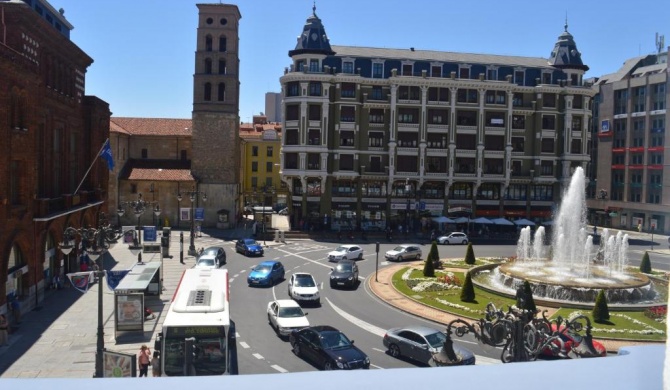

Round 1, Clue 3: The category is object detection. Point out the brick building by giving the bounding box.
[0,0,110,318]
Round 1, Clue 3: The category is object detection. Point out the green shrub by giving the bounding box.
[640,252,652,274]
[592,290,610,323]
[460,272,475,302]
[464,242,475,265]
[424,241,440,275]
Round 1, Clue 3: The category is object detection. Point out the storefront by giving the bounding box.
[360,202,386,231]
[331,202,357,231]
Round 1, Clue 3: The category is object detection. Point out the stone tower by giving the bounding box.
[192,4,241,227]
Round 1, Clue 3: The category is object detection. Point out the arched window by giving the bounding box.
[205,35,212,51]
[204,58,212,74]
[204,83,212,101]
[217,83,225,101]
[219,35,227,52]
[218,59,226,75]
[8,243,24,271]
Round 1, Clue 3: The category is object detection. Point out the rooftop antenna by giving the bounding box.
[655,32,665,64]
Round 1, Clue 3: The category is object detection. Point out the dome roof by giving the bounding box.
[288,4,335,57]
[548,21,589,71]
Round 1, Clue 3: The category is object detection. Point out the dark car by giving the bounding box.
[247,260,285,287]
[236,238,264,257]
[383,325,475,366]
[289,325,370,370]
[329,260,359,289]
[199,246,226,266]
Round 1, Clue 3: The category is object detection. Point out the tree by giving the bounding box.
[640,251,652,274]
[592,290,610,323]
[423,241,439,276]
[460,272,475,302]
[464,242,476,265]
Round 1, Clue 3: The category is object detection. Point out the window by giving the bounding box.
[218,59,226,74]
[542,115,555,130]
[266,162,273,172]
[485,112,505,127]
[370,86,383,100]
[251,177,258,188]
[204,58,212,74]
[456,110,477,126]
[633,118,645,132]
[369,156,383,172]
[614,89,628,115]
[631,154,643,164]
[306,178,321,194]
[339,154,354,170]
[398,108,419,123]
[285,105,299,121]
[141,148,148,158]
[650,154,663,164]
[309,59,319,72]
[651,117,665,133]
[512,93,524,107]
[340,131,354,146]
[485,135,505,150]
[369,109,385,124]
[487,68,498,81]
[265,177,273,188]
[570,139,582,154]
[204,83,211,101]
[450,183,472,199]
[372,63,383,78]
[252,146,258,156]
[340,106,355,122]
[284,153,298,169]
[361,181,387,196]
[541,138,554,153]
[296,60,305,72]
[266,146,273,157]
[219,36,226,52]
[369,132,384,147]
[10,160,20,205]
[514,70,525,86]
[402,64,413,76]
[428,87,449,102]
[308,105,321,121]
[543,93,556,108]
[205,35,212,51]
[542,72,552,84]
[459,67,470,79]
[341,83,356,98]
[427,109,448,124]
[456,134,476,150]
[308,129,321,145]
[633,86,646,112]
[571,117,582,131]
[309,82,321,96]
[398,86,420,100]
[652,83,666,110]
[286,82,300,97]
[457,89,478,103]
[180,150,187,160]
[431,65,442,77]
[251,162,258,172]
[512,137,524,152]
[342,61,354,74]
[512,115,525,129]
[573,95,583,109]
[531,184,553,200]
[425,156,447,173]
[217,83,225,101]
[540,161,553,176]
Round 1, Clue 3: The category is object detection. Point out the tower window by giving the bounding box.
[218,59,226,74]
[204,58,212,74]
[218,83,225,101]
[205,35,212,51]
[204,83,212,101]
[219,36,227,52]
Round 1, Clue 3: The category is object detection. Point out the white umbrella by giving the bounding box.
[453,217,470,224]
[491,217,515,226]
[433,216,455,223]
[472,217,494,224]
[515,218,536,226]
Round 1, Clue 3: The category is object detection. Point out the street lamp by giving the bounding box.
[405,178,412,235]
[118,193,160,261]
[177,187,207,256]
[257,185,275,246]
[58,213,134,378]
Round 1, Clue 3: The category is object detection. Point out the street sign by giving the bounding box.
[143,226,157,242]
[194,207,205,221]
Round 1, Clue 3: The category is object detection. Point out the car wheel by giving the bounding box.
[462,240,468,245]
[389,344,401,358]
[415,254,421,260]
[445,241,450,245]
[357,253,363,260]
[323,361,333,370]
[330,282,336,289]
[292,343,301,357]
[245,250,250,256]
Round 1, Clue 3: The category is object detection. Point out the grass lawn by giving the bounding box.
[392,265,667,342]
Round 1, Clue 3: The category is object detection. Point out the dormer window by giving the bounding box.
[487,67,498,81]
[401,63,413,76]
[542,71,552,84]
[309,59,320,72]
[459,66,470,79]
[514,69,525,86]
[342,61,354,74]
[372,62,384,78]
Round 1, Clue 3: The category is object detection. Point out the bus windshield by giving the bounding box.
[163,334,227,376]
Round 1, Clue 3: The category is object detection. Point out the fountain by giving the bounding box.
[473,167,660,306]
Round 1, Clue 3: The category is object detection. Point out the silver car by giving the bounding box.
[383,325,475,366]
[384,244,422,262]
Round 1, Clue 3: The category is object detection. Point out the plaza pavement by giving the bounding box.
[0,224,667,377]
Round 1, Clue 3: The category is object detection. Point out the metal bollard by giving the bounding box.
[274,230,280,242]
[280,230,286,243]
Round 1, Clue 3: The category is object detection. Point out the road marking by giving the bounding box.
[372,347,386,353]
[236,332,240,338]
[239,341,250,349]
[252,353,264,360]
[271,364,288,373]
[370,363,384,369]
[326,298,386,337]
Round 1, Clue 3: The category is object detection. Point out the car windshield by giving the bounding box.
[278,307,305,318]
[392,246,406,251]
[255,265,271,273]
[197,259,215,266]
[244,239,258,245]
[334,246,347,252]
[203,249,218,256]
[294,275,315,287]
[320,331,352,350]
[335,263,352,272]
[424,331,447,348]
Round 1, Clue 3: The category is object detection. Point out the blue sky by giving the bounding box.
[52,0,668,121]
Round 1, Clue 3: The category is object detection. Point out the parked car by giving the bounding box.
[540,324,607,358]
[267,299,310,337]
[384,244,422,262]
[383,325,475,366]
[329,260,359,289]
[288,273,320,305]
[327,245,364,262]
[247,260,285,286]
[194,254,218,270]
[289,325,370,370]
[236,238,264,256]
[437,232,469,245]
[199,246,226,266]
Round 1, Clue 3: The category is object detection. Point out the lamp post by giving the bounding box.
[59,213,137,378]
[405,178,411,235]
[259,185,275,245]
[177,187,207,256]
[118,193,160,261]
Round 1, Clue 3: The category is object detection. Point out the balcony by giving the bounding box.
[426,124,449,132]
[33,190,103,219]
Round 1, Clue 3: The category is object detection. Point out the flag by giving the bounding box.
[100,139,115,171]
[106,270,130,291]
[67,272,94,294]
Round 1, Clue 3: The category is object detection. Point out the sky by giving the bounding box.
[50,0,668,121]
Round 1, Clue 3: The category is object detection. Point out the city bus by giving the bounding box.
[154,268,236,376]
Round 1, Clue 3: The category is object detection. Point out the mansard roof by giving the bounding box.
[547,22,589,71]
[288,4,335,57]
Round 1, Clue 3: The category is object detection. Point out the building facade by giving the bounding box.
[265,92,282,123]
[279,7,594,232]
[587,47,669,233]
[191,4,242,227]
[0,0,110,317]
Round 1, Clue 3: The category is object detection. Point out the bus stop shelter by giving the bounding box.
[113,261,162,337]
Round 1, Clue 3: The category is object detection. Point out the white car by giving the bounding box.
[194,254,218,270]
[327,245,364,262]
[266,299,310,337]
[287,273,320,305]
[437,232,469,245]
[385,244,422,262]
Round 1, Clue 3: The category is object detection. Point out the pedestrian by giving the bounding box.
[10,297,20,324]
[151,351,161,377]
[593,225,597,236]
[138,345,151,377]
[0,314,8,346]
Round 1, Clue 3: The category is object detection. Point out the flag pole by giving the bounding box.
[73,139,109,196]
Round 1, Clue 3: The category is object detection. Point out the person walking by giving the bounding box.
[138,345,151,377]
[10,297,20,324]
[151,351,161,377]
[0,314,8,346]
